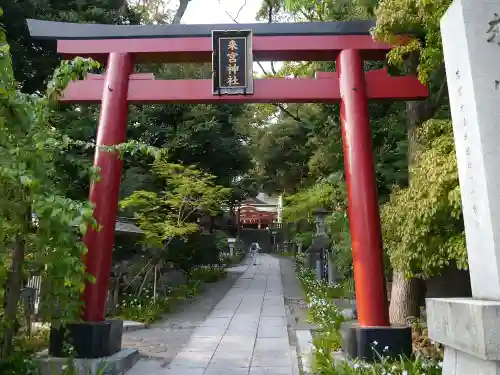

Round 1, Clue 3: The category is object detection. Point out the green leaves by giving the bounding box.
[283,173,346,224]
[47,58,100,102]
[120,158,231,249]
[101,140,160,160]
[381,120,466,278]
[372,0,452,84]
[277,0,371,21]
[0,31,103,338]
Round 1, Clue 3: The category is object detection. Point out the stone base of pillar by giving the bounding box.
[340,321,412,361]
[49,319,123,358]
[427,298,500,375]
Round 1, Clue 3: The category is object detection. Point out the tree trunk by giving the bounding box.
[1,236,26,359]
[406,100,430,170]
[172,0,192,24]
[388,52,429,325]
[388,99,428,325]
[389,271,420,325]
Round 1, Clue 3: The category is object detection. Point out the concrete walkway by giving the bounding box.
[161,254,295,375]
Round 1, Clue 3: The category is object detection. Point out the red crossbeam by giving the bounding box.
[58,35,394,63]
[62,68,427,104]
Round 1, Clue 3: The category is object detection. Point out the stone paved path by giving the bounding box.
[124,264,248,363]
[156,254,296,375]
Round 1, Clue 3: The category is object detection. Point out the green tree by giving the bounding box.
[381,119,466,279]
[283,174,346,224]
[252,0,410,199]
[283,173,354,281]
[371,0,455,324]
[129,0,192,24]
[372,0,452,85]
[252,117,312,194]
[120,158,231,253]
[257,0,370,22]
[0,16,99,358]
[2,0,141,94]
[0,0,142,201]
[131,102,252,187]
[3,1,253,204]
[119,158,232,295]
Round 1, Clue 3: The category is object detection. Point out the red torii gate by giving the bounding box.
[27,19,426,359]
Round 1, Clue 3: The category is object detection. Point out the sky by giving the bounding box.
[181,0,278,74]
[182,0,264,24]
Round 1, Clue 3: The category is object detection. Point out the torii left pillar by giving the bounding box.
[83,52,133,322]
[49,53,133,359]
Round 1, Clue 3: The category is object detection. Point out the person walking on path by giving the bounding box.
[250,241,260,265]
[250,241,261,253]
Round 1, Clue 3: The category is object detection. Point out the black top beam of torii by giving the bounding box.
[26,18,375,40]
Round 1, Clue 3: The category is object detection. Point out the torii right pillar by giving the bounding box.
[337,49,414,360]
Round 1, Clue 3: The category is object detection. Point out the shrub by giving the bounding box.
[169,280,201,300]
[214,230,229,253]
[296,254,345,345]
[189,265,227,283]
[117,290,171,324]
[410,318,443,361]
[295,253,443,374]
[316,355,443,375]
[13,328,49,355]
[219,253,244,266]
[167,233,221,272]
[219,240,246,266]
[0,352,39,375]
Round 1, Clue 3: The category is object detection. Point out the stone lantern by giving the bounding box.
[227,237,236,256]
[283,240,290,253]
[296,238,303,254]
[307,208,332,281]
[315,207,330,234]
[271,230,278,252]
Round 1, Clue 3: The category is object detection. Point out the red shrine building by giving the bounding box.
[237,193,283,229]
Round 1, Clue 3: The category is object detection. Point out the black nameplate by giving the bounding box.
[212,30,253,95]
